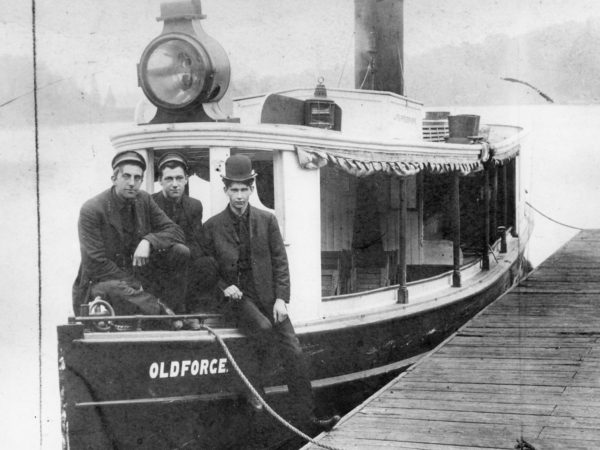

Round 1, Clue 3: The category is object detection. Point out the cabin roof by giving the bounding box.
[111,121,524,176]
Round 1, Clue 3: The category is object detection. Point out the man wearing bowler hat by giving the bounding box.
[203,154,338,430]
[72,150,189,329]
[152,152,218,330]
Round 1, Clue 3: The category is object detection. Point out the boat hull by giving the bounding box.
[58,252,526,449]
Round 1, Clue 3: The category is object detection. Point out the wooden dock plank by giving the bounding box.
[303,230,600,449]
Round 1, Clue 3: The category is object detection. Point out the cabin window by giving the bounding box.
[422,173,452,240]
[230,150,275,210]
[459,172,485,253]
[320,167,420,295]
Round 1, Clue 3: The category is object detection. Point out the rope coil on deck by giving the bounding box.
[200,324,343,450]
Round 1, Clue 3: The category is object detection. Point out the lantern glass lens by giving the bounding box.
[144,39,208,107]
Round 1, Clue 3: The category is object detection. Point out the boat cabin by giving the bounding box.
[111,84,525,324]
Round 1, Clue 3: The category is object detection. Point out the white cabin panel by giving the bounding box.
[274,151,322,322]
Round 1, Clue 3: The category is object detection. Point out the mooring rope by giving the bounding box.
[525,201,594,231]
[200,324,344,450]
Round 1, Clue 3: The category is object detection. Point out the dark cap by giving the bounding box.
[222,154,257,182]
[111,151,147,171]
[157,152,188,172]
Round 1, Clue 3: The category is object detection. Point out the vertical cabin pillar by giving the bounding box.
[416,172,424,257]
[273,151,322,322]
[510,159,519,237]
[451,172,461,287]
[208,147,231,217]
[490,163,498,246]
[482,166,491,270]
[499,163,508,253]
[136,150,154,193]
[397,177,408,303]
[502,163,508,230]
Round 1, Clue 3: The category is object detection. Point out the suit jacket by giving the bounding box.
[203,205,290,308]
[152,192,205,259]
[72,187,184,312]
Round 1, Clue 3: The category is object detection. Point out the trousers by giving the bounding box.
[90,243,190,315]
[230,297,315,420]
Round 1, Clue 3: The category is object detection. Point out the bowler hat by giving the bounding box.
[222,154,257,182]
[157,152,188,172]
[111,151,147,171]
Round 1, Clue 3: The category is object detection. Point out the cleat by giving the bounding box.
[183,318,202,330]
[310,414,340,431]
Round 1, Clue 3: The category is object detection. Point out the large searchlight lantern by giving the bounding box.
[138,0,230,123]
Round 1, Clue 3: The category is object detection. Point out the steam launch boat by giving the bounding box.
[58,1,531,448]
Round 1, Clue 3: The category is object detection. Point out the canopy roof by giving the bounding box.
[110,122,525,178]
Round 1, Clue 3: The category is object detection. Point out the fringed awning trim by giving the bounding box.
[296,146,481,177]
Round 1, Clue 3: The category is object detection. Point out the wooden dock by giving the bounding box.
[304,230,600,449]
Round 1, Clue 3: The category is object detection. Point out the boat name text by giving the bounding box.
[149,359,228,379]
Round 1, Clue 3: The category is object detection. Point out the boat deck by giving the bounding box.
[303,229,600,450]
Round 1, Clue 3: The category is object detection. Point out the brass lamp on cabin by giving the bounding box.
[137,0,230,123]
[304,78,337,130]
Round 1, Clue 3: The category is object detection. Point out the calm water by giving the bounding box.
[1,104,599,448]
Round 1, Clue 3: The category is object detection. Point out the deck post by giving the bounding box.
[502,163,508,230]
[451,172,461,287]
[482,165,491,270]
[509,159,519,237]
[416,172,424,252]
[490,162,498,246]
[397,176,408,303]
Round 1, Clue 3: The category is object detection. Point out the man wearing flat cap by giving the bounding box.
[203,154,338,430]
[152,152,217,330]
[73,150,189,328]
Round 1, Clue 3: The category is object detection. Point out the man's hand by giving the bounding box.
[273,299,288,323]
[133,239,151,267]
[223,284,243,300]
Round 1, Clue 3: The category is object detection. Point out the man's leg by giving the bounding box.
[90,279,161,315]
[186,255,218,313]
[273,318,315,421]
[233,298,274,390]
[141,243,190,313]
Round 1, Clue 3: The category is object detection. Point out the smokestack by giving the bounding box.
[354,0,404,95]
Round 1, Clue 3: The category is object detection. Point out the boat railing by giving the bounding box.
[321,226,514,303]
[70,312,223,332]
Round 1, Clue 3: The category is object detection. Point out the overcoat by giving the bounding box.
[203,205,290,309]
[72,187,184,312]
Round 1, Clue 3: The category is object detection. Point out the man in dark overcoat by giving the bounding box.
[152,152,217,329]
[203,154,338,430]
[72,151,189,327]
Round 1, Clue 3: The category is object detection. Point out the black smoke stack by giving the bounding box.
[354,0,404,95]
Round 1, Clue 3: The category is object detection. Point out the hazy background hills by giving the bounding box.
[406,18,600,105]
[3,18,600,126]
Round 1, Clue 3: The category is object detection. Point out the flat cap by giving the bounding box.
[157,152,188,172]
[111,151,147,171]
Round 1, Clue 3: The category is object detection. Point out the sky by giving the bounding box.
[4,0,600,108]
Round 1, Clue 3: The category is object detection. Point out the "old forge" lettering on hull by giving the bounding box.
[149,358,228,379]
